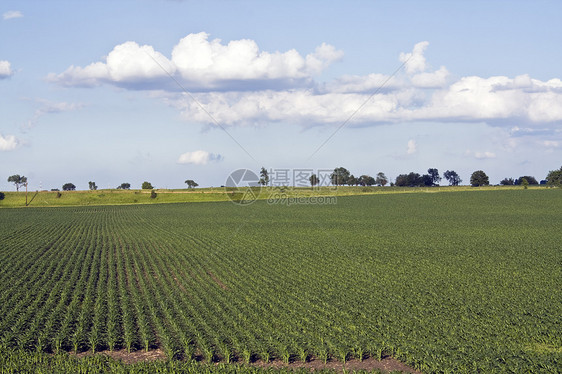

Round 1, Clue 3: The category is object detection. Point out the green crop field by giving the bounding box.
[1,189,561,373]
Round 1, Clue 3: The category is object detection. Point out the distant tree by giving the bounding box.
[546,166,562,187]
[88,181,98,190]
[395,172,423,187]
[259,167,269,186]
[51,188,59,192]
[500,177,515,186]
[7,175,27,191]
[185,179,199,188]
[330,167,350,186]
[520,178,529,189]
[142,181,153,190]
[427,168,441,186]
[515,176,538,185]
[62,183,76,191]
[118,183,131,190]
[470,170,489,187]
[309,174,319,187]
[421,174,433,187]
[443,170,462,186]
[359,175,376,186]
[0,192,5,201]
[375,172,388,186]
[347,175,358,186]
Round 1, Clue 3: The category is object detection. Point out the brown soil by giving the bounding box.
[71,348,167,364]
[71,349,420,373]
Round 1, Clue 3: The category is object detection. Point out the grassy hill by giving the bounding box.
[0,185,536,208]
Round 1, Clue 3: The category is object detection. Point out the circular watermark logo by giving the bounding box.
[225,169,262,205]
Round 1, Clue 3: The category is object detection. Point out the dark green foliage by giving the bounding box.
[546,166,562,187]
[330,167,350,186]
[62,183,76,191]
[309,174,319,187]
[0,190,561,372]
[443,170,462,186]
[470,170,489,186]
[259,167,269,186]
[7,174,27,191]
[500,177,515,186]
[395,172,423,187]
[515,176,538,185]
[142,181,153,190]
[0,192,4,200]
[185,180,198,189]
[118,183,131,190]
[150,190,157,199]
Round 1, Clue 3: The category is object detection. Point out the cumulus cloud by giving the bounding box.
[0,60,13,78]
[0,134,19,151]
[400,41,429,74]
[48,37,562,129]
[177,150,223,165]
[2,10,23,20]
[50,32,342,91]
[406,139,417,155]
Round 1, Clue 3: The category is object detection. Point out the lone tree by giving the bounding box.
[118,183,131,190]
[427,168,441,186]
[88,181,98,190]
[142,181,153,190]
[259,167,269,186]
[309,174,319,187]
[443,170,462,186]
[375,172,388,186]
[62,183,76,191]
[7,175,27,191]
[185,179,198,188]
[470,170,489,187]
[330,167,350,186]
[546,166,562,187]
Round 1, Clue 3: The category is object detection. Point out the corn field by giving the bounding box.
[0,189,561,372]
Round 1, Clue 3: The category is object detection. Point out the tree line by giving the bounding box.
[4,166,562,194]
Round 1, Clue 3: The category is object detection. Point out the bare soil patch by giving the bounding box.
[71,348,167,364]
[71,349,420,373]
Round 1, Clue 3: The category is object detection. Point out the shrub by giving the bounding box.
[150,190,157,199]
[0,192,5,200]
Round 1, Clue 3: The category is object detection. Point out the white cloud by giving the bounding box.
[0,134,19,151]
[49,37,562,129]
[50,32,342,90]
[466,150,496,159]
[177,150,223,165]
[0,60,13,78]
[407,139,417,155]
[23,99,84,129]
[48,41,175,87]
[399,41,429,74]
[2,10,23,20]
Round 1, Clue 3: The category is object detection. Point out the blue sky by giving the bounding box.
[1,0,561,190]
